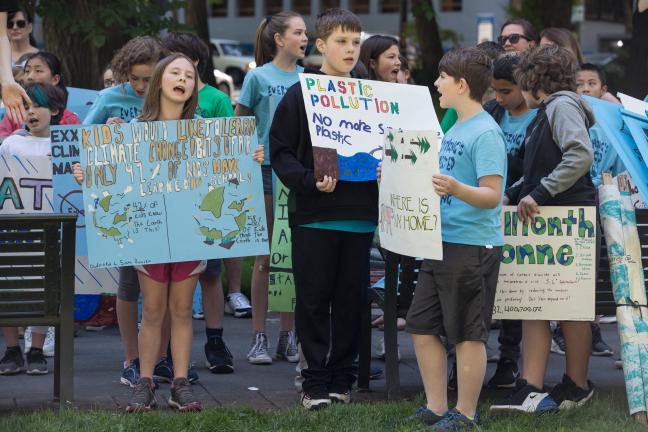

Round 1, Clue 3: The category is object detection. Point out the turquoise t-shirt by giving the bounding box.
[83,83,143,125]
[499,109,537,157]
[439,111,507,246]
[301,220,376,233]
[237,62,304,164]
[589,122,625,188]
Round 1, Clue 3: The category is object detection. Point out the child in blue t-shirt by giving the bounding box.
[405,48,506,429]
[576,63,624,187]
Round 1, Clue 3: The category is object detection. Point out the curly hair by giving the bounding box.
[110,36,168,84]
[514,45,577,99]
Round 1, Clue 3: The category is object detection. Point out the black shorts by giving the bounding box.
[262,164,273,195]
[117,266,140,301]
[201,259,222,278]
[406,242,501,345]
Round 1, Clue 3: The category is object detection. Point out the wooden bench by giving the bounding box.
[0,214,77,406]
[359,208,648,399]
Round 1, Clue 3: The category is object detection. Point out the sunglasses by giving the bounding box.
[498,33,530,45]
[7,19,27,29]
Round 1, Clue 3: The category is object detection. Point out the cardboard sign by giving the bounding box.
[379,130,442,260]
[494,206,596,320]
[268,180,295,312]
[78,117,269,268]
[0,155,53,213]
[299,74,440,181]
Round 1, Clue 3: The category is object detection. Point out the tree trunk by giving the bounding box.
[410,0,443,90]
[186,0,217,86]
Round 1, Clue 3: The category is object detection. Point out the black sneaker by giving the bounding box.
[126,377,156,412]
[153,357,174,383]
[406,406,445,426]
[168,377,201,412]
[490,379,559,414]
[301,390,331,410]
[205,337,234,374]
[551,326,566,355]
[25,348,48,375]
[120,358,140,387]
[591,325,614,357]
[487,358,520,389]
[433,409,480,430]
[549,374,595,410]
[447,361,457,391]
[0,346,24,375]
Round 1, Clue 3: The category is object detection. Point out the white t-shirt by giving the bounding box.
[0,134,51,157]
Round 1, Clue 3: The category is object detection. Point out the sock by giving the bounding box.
[206,327,223,340]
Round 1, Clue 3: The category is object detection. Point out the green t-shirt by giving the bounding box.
[440,108,458,133]
[197,84,234,118]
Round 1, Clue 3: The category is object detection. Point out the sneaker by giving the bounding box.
[153,357,174,383]
[551,327,566,356]
[487,358,520,389]
[351,360,383,380]
[225,292,252,318]
[374,336,401,361]
[42,327,55,357]
[0,346,24,375]
[25,348,48,375]
[248,332,272,365]
[188,364,199,384]
[276,330,300,362]
[168,377,201,412]
[591,325,614,357]
[120,359,140,387]
[599,315,616,324]
[126,377,156,412]
[205,337,234,374]
[406,406,445,426]
[301,391,331,410]
[490,379,559,414]
[329,384,351,404]
[432,409,479,431]
[23,327,32,353]
[192,310,205,320]
[549,374,595,410]
[447,362,457,391]
[486,342,500,363]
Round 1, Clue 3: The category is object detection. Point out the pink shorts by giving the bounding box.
[135,260,206,283]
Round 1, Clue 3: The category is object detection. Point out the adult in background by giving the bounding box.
[7,6,38,64]
[499,18,538,53]
[1,0,30,123]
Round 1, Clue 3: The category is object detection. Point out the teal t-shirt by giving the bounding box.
[83,83,143,125]
[589,122,624,188]
[197,84,234,118]
[439,111,506,246]
[300,220,377,233]
[237,62,304,164]
[499,109,537,157]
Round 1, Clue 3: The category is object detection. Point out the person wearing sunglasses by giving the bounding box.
[499,18,538,52]
[1,0,31,124]
[7,7,38,65]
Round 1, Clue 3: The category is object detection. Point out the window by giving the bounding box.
[266,0,283,15]
[210,0,228,17]
[293,0,311,15]
[585,0,624,22]
[380,0,399,13]
[238,0,255,17]
[440,0,462,12]
[320,0,340,10]
[350,0,369,14]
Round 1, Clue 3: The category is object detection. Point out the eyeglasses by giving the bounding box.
[498,33,530,45]
[7,20,27,29]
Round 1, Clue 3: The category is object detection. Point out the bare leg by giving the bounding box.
[279,312,294,332]
[223,258,243,294]
[30,331,45,349]
[137,273,168,379]
[201,274,224,330]
[160,309,171,359]
[116,299,139,363]
[521,320,551,388]
[2,328,19,347]
[562,320,591,388]
[455,341,486,418]
[168,276,199,379]
[411,333,448,414]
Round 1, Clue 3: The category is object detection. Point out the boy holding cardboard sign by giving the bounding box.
[269,8,378,410]
[404,48,506,430]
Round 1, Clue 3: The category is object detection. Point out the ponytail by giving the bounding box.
[254,11,302,67]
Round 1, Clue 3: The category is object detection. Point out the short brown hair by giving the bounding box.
[438,48,492,102]
[514,45,577,99]
[315,8,361,41]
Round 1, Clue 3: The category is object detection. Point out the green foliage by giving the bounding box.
[506,0,576,31]
[36,0,187,49]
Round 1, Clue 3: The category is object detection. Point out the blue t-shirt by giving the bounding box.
[439,111,507,246]
[499,109,537,157]
[589,122,625,188]
[83,83,143,125]
[237,62,304,164]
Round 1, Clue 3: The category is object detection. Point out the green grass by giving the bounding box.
[1,396,645,432]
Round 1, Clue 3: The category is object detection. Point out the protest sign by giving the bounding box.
[378,130,442,260]
[268,180,295,312]
[619,92,648,118]
[78,117,269,268]
[299,74,439,181]
[493,206,596,321]
[0,155,53,213]
[67,87,99,122]
[615,171,647,208]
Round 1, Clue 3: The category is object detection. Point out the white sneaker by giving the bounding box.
[375,336,401,361]
[247,332,272,365]
[23,327,32,353]
[225,293,252,318]
[301,392,331,410]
